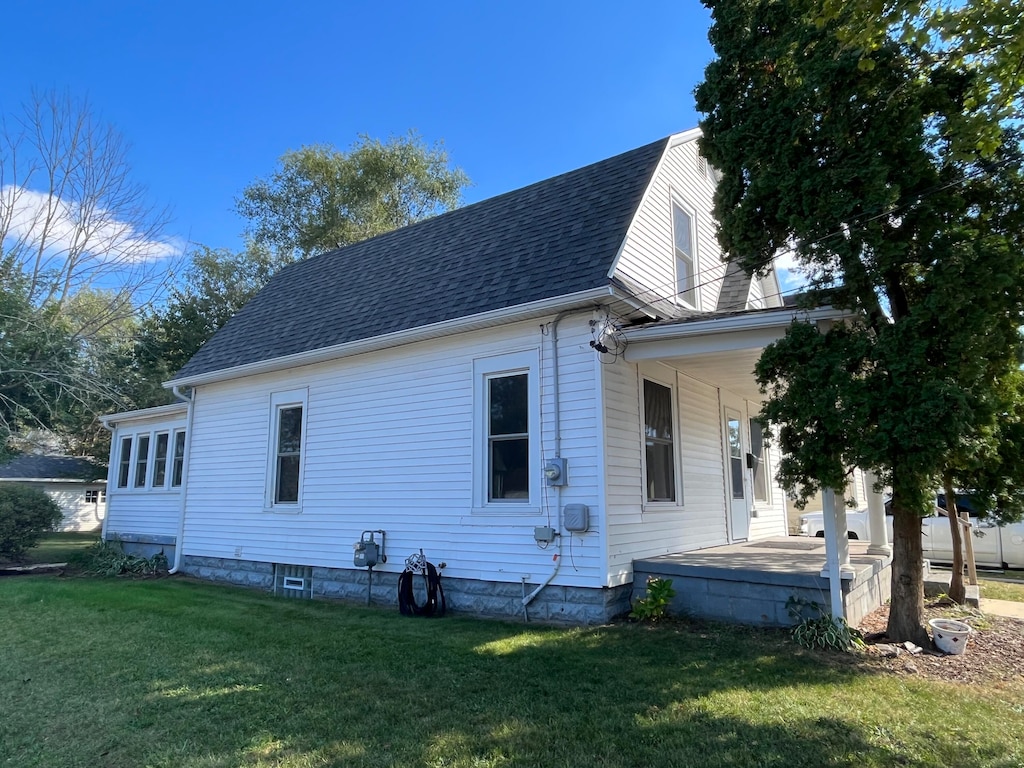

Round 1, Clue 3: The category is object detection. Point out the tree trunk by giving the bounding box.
[886,502,930,645]
[943,474,966,603]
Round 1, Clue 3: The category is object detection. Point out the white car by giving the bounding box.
[798,504,1024,569]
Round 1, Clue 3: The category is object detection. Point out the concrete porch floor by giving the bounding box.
[633,537,893,627]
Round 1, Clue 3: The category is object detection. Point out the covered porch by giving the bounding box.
[633,537,893,627]
[622,306,894,625]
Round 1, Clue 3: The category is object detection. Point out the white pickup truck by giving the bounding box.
[798,505,1024,569]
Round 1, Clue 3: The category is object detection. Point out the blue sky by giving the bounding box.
[2,1,715,256]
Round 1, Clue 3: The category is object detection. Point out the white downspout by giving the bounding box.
[169,385,196,574]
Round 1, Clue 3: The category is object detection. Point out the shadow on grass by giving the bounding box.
[1,576,1020,768]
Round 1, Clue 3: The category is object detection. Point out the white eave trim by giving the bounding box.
[166,286,617,389]
[100,402,189,429]
[622,306,854,361]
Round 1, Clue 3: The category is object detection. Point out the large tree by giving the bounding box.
[236,132,470,259]
[136,243,291,388]
[696,0,1024,642]
[0,91,178,457]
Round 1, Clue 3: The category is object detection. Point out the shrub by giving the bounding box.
[70,539,168,577]
[630,577,676,622]
[786,596,864,652]
[0,484,63,560]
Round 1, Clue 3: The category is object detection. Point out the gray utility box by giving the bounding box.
[564,504,589,532]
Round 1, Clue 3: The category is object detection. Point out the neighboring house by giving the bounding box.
[0,454,107,532]
[102,129,864,624]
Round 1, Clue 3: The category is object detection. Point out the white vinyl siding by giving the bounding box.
[181,315,606,590]
[104,409,188,543]
[603,359,729,586]
[611,139,726,313]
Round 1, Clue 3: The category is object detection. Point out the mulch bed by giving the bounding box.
[850,599,1024,685]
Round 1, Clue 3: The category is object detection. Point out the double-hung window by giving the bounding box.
[171,429,186,487]
[475,351,539,510]
[152,432,170,487]
[672,200,698,308]
[117,436,133,488]
[134,435,151,488]
[267,389,308,509]
[643,378,677,503]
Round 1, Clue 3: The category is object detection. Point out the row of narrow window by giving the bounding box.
[117,430,186,490]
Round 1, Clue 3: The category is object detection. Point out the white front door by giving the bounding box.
[723,403,750,542]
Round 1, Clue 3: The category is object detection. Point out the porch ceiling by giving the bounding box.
[622,306,852,402]
[657,349,764,401]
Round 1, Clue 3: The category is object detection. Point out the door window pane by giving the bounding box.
[727,416,743,500]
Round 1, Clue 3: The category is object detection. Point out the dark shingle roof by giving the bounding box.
[0,454,106,482]
[173,138,669,381]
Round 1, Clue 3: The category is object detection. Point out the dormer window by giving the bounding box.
[672,200,698,308]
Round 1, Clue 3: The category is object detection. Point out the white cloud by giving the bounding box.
[0,185,182,264]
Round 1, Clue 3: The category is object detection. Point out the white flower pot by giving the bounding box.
[928,617,971,655]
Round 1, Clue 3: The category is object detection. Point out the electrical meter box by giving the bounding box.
[353,537,379,568]
[563,504,590,533]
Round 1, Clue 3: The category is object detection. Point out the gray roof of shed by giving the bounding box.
[173,137,669,381]
[0,454,106,482]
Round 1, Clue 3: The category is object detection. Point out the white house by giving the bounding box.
[0,454,107,532]
[101,130,885,624]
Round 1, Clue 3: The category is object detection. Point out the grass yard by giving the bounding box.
[0,531,97,566]
[1,577,1022,768]
[979,578,1024,603]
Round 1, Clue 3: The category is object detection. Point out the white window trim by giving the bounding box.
[152,430,171,488]
[472,349,541,514]
[265,388,309,512]
[670,193,700,310]
[133,433,153,489]
[170,428,187,488]
[640,369,683,510]
[113,426,185,494]
[748,415,772,509]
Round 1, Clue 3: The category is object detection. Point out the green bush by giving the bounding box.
[630,577,676,622]
[70,539,168,577]
[0,484,63,560]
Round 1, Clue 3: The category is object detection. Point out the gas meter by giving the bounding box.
[353,530,386,568]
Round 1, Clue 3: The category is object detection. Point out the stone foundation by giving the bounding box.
[180,555,632,625]
[106,532,176,562]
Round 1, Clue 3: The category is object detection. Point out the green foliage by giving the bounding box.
[816,0,1023,158]
[237,132,470,258]
[136,243,292,383]
[629,577,676,622]
[786,596,863,652]
[0,484,63,559]
[70,538,168,577]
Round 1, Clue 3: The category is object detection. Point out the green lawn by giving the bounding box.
[1,577,1021,768]
[979,578,1024,602]
[0,531,97,566]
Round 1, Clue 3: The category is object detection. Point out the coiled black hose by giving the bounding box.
[397,560,446,617]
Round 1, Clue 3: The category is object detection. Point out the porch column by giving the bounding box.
[819,487,854,620]
[865,470,891,556]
